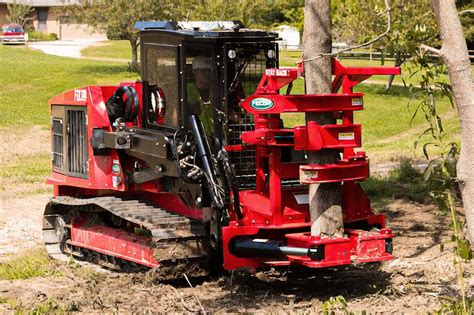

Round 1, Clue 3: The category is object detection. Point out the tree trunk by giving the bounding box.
[384,52,404,92]
[431,0,474,243]
[129,38,139,72]
[303,0,343,237]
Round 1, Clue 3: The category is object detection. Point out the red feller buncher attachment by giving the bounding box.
[43,21,400,279]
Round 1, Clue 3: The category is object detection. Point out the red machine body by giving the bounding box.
[44,22,401,275]
[46,59,400,272]
[221,60,399,270]
[47,83,203,220]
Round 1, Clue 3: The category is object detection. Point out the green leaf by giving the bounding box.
[436,115,444,133]
[422,142,432,160]
[409,103,422,125]
[429,191,449,214]
[423,160,434,182]
[457,239,473,260]
[447,143,458,158]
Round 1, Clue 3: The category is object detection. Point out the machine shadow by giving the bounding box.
[203,264,391,309]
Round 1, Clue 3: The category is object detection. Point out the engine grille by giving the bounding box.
[52,118,64,171]
[67,109,88,178]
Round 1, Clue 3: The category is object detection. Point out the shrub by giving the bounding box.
[28,31,58,42]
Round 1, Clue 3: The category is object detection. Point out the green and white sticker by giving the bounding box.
[112,163,121,175]
[250,98,274,110]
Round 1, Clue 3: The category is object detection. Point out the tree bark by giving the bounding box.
[431,0,474,243]
[303,0,343,237]
[384,52,404,92]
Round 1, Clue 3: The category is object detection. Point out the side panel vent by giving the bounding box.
[67,109,88,178]
[52,118,64,171]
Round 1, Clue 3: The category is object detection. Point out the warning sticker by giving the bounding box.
[352,97,363,106]
[303,170,317,178]
[338,132,355,141]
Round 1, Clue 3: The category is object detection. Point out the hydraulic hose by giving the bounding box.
[188,115,225,209]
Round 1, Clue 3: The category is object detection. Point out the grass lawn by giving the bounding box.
[0,43,463,312]
[0,43,459,187]
[280,49,474,87]
[0,45,139,127]
[81,40,135,60]
[84,40,474,87]
[0,249,61,280]
[282,79,459,161]
[0,153,51,184]
[0,45,138,187]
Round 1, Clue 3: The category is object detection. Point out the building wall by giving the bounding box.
[1,4,105,39]
[0,4,9,25]
[59,23,106,40]
[274,25,301,50]
[31,7,60,34]
[47,9,59,34]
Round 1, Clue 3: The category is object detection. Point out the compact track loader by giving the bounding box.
[43,21,400,278]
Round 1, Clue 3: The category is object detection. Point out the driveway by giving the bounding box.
[29,38,103,58]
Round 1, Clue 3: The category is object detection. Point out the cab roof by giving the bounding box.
[134,21,278,41]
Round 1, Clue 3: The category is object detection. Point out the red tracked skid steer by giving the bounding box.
[43,21,400,279]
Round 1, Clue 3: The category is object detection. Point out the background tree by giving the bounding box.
[334,0,439,91]
[63,0,292,71]
[457,0,474,50]
[63,0,179,71]
[274,0,304,32]
[421,0,474,244]
[186,0,279,29]
[6,2,34,31]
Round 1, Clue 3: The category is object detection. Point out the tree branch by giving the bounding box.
[302,0,392,64]
[458,9,474,14]
[420,44,441,56]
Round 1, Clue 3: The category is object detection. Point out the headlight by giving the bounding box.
[228,49,236,59]
[267,49,276,59]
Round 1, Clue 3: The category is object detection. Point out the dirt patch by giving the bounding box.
[0,125,49,165]
[0,126,50,261]
[0,193,50,260]
[0,127,472,313]
[1,200,471,313]
[29,39,106,59]
[371,160,429,177]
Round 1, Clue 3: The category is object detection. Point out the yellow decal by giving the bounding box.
[338,132,355,141]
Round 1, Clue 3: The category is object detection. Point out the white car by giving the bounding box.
[1,24,27,44]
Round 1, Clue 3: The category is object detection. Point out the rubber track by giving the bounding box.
[43,196,209,279]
